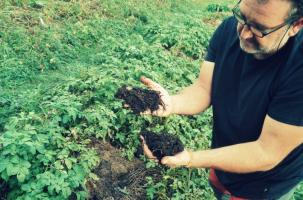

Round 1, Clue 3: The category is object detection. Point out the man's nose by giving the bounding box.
[240,24,254,39]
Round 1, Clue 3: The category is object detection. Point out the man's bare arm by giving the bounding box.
[162,115,303,173]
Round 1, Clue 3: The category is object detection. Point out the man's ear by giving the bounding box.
[289,17,303,37]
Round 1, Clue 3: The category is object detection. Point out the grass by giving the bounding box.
[0,0,302,199]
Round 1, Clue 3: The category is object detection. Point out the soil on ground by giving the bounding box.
[115,85,165,114]
[88,140,162,200]
[140,131,184,160]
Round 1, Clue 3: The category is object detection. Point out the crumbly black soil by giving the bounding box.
[115,85,165,114]
[140,131,184,160]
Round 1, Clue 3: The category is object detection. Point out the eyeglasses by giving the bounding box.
[232,1,295,38]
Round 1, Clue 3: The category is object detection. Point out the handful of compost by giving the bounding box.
[115,85,165,114]
[140,130,184,160]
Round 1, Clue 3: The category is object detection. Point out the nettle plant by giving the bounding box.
[135,17,213,60]
[0,112,99,199]
[0,75,122,198]
[0,72,151,198]
[0,0,220,198]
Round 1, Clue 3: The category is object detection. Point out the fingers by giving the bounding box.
[140,76,153,87]
[156,105,167,114]
[124,105,159,115]
[140,109,152,115]
[140,76,162,91]
[140,135,145,143]
[140,135,157,160]
[161,156,177,167]
[161,150,191,168]
[161,156,185,168]
[140,109,160,116]
[140,106,166,116]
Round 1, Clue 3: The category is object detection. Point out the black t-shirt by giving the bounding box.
[205,17,303,199]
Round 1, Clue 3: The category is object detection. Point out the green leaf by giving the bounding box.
[54,161,64,170]
[36,144,46,154]
[0,158,9,173]
[21,183,31,191]
[17,172,26,182]
[11,155,20,164]
[65,159,72,170]
[1,170,9,181]
[76,191,88,200]
[89,173,99,181]
[62,187,72,198]
[6,163,19,176]
[73,165,86,180]
[20,159,31,168]
[62,115,70,124]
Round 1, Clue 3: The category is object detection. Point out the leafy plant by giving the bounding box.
[206,4,230,13]
[1,0,302,199]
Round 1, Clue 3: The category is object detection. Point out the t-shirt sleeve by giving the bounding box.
[204,19,228,62]
[268,67,303,126]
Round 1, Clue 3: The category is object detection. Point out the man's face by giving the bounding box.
[237,0,293,58]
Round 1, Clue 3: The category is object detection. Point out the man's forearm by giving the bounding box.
[188,141,278,173]
[171,81,211,115]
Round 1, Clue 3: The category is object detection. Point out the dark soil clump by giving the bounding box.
[115,85,165,114]
[141,131,184,160]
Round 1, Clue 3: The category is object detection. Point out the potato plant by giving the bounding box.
[0,0,302,199]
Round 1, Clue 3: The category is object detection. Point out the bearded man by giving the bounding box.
[138,0,303,199]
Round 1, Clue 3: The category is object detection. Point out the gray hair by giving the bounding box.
[255,0,302,20]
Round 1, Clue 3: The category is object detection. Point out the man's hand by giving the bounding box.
[139,76,173,117]
[161,150,191,168]
[140,135,191,168]
[140,135,158,161]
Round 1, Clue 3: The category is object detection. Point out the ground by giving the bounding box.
[88,140,161,200]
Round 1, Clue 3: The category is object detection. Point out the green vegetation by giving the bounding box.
[0,0,301,199]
